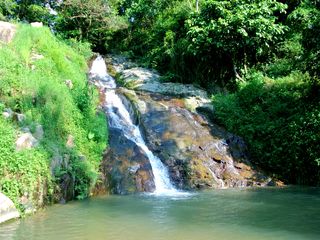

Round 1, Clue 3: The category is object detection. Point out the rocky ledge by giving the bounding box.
[96,56,279,193]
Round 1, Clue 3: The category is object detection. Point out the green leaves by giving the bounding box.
[55,0,127,50]
[0,0,17,20]
[187,0,287,60]
[213,71,320,185]
[0,24,108,208]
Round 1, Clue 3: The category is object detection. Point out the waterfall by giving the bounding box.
[90,56,178,195]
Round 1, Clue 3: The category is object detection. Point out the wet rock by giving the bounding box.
[16,132,38,151]
[0,21,16,44]
[119,67,208,98]
[96,56,272,192]
[129,164,140,173]
[0,193,20,224]
[105,54,138,73]
[131,92,269,189]
[101,128,155,194]
[267,179,285,187]
[50,154,75,203]
[184,96,213,112]
[59,173,75,203]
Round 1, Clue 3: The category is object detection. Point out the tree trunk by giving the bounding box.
[233,63,244,82]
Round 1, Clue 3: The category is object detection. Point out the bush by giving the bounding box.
[213,71,320,185]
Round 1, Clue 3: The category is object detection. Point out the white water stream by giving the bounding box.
[90,56,179,195]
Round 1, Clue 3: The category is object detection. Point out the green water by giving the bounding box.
[1,187,320,240]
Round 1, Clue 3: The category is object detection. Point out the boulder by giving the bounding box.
[105,54,138,73]
[30,22,43,28]
[2,108,13,119]
[34,124,44,140]
[16,132,38,151]
[119,67,208,98]
[0,192,20,224]
[101,128,155,194]
[118,66,215,117]
[130,92,270,189]
[0,21,16,44]
[14,113,26,123]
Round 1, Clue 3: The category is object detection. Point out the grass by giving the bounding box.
[0,24,108,211]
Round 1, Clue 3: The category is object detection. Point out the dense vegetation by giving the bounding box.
[0,24,107,210]
[0,0,319,187]
[112,0,320,185]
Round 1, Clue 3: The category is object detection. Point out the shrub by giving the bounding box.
[213,71,320,185]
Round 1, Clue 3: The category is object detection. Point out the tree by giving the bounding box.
[55,0,126,51]
[0,0,53,24]
[299,1,320,78]
[0,0,17,20]
[186,0,287,81]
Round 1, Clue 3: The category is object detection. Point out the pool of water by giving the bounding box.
[1,187,320,240]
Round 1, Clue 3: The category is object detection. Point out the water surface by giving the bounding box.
[1,187,320,240]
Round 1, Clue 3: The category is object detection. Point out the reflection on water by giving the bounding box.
[1,187,320,240]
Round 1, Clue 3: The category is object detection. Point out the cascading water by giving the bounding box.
[90,56,178,195]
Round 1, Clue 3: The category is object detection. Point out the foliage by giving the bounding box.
[0,0,53,24]
[300,1,320,77]
[55,0,127,51]
[0,0,17,20]
[186,0,287,81]
[0,24,108,208]
[113,0,288,87]
[0,117,52,211]
[213,71,320,185]
[1,0,320,193]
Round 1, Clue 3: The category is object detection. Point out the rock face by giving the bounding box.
[101,127,155,194]
[0,21,16,44]
[121,90,269,189]
[0,193,20,224]
[96,56,272,192]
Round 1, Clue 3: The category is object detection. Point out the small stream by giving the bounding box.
[1,187,320,240]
